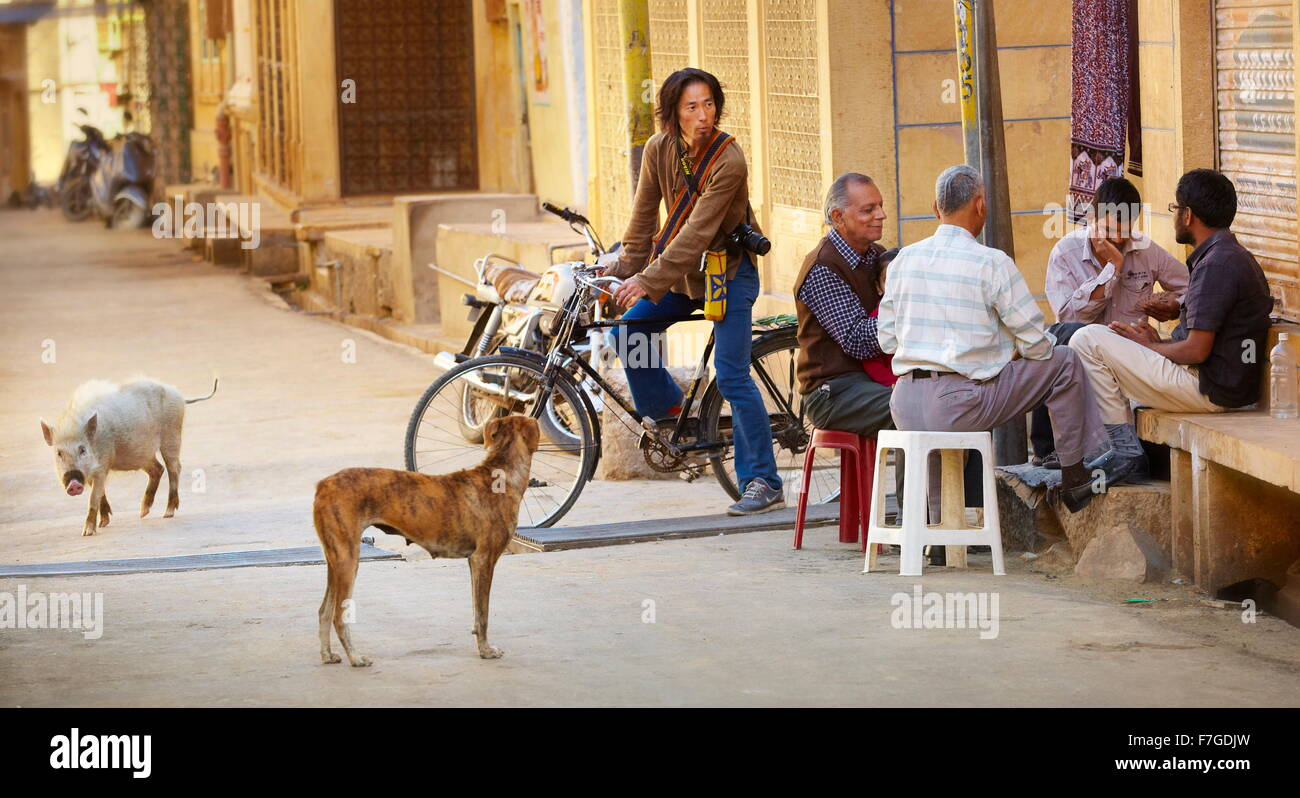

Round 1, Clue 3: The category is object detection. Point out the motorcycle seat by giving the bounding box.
[484,261,542,304]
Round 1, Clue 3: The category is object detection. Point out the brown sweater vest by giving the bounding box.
[793,236,884,395]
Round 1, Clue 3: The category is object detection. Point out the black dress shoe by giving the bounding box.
[1060,479,1096,513]
[1039,452,1061,470]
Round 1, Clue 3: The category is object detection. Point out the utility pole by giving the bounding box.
[954,0,1027,466]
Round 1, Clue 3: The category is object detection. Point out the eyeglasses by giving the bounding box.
[1167,203,1187,214]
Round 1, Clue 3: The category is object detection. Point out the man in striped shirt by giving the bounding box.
[878,165,1138,513]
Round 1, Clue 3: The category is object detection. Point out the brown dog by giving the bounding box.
[312,415,540,667]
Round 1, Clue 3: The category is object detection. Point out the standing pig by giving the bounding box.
[39,377,218,536]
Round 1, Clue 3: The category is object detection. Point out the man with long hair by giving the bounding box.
[604,68,783,516]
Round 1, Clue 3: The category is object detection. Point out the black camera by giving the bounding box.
[727,222,771,256]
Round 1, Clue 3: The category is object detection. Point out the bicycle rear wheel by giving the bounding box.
[697,329,842,506]
[405,354,597,528]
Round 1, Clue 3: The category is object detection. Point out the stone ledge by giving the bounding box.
[1074,522,1171,583]
[1137,408,1300,494]
[996,472,1173,577]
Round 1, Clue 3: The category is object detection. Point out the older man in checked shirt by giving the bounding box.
[792,173,896,441]
[879,165,1138,513]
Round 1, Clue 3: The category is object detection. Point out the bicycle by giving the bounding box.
[405,205,843,528]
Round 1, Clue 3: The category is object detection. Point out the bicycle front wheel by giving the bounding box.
[404,354,597,528]
[698,329,841,506]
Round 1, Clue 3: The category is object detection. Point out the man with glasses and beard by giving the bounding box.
[1069,169,1274,478]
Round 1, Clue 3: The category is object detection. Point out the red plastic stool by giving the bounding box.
[793,429,877,552]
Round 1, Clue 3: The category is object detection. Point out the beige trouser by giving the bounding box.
[1069,324,1226,425]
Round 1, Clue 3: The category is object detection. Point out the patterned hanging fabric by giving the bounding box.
[1068,0,1141,223]
[145,0,193,192]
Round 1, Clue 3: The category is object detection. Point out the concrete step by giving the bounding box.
[0,544,400,578]
[296,204,393,241]
[512,504,843,552]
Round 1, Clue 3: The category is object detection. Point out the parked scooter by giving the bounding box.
[87,129,155,228]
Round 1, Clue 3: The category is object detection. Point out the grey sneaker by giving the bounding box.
[726,478,786,516]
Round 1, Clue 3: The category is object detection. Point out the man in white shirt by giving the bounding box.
[1031,177,1188,465]
[878,165,1138,513]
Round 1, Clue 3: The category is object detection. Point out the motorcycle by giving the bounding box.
[57,122,107,222]
[57,117,154,229]
[430,202,620,452]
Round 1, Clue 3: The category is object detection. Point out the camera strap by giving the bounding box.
[652,129,733,258]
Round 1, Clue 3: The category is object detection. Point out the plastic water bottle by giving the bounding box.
[1270,333,1298,419]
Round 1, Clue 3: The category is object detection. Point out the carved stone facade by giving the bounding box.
[147,0,194,189]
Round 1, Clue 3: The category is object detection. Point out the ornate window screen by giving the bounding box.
[146,0,192,186]
[125,7,151,134]
[648,0,689,100]
[1214,0,1297,317]
[762,0,820,211]
[333,0,478,196]
[700,0,752,169]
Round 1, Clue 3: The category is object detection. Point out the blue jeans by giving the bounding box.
[611,256,782,492]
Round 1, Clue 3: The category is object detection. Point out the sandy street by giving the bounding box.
[0,209,731,566]
[2,208,1299,707]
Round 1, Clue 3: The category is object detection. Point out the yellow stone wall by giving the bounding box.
[25,18,61,183]
[893,0,1074,316]
[522,0,585,208]
[188,0,228,184]
[1,25,30,199]
[472,0,589,208]
[585,0,1291,323]
[473,3,532,195]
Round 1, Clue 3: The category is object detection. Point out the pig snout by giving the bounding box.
[62,470,86,496]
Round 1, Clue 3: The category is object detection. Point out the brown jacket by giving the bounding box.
[609,130,759,303]
[793,235,885,394]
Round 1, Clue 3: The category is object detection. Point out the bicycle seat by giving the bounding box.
[485,261,542,303]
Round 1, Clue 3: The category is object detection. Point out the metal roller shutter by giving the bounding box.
[1215,0,1297,318]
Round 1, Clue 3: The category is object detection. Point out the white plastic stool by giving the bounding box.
[863,430,1005,577]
